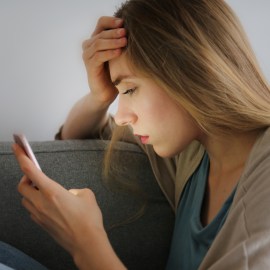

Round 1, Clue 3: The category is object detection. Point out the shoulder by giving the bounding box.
[200,127,270,269]
[235,127,270,231]
[239,127,270,194]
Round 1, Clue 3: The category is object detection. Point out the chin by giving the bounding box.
[152,145,178,158]
[153,141,191,158]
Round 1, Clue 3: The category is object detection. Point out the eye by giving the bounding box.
[123,87,137,96]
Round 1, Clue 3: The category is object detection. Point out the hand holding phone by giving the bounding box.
[13,134,41,171]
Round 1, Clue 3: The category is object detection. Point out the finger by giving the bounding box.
[17,175,40,200]
[20,174,33,186]
[92,16,123,36]
[83,37,127,60]
[21,196,48,229]
[13,144,46,187]
[21,197,39,217]
[84,49,122,68]
[82,28,126,50]
[13,144,57,191]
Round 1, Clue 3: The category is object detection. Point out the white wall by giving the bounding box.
[0,0,269,141]
[0,0,122,141]
[226,0,270,80]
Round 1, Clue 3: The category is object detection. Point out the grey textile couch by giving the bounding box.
[0,139,174,270]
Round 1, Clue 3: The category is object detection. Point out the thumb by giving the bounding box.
[13,143,56,191]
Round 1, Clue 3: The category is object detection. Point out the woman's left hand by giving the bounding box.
[12,143,105,257]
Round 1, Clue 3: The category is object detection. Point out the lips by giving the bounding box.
[135,134,149,144]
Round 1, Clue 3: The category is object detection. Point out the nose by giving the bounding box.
[114,98,137,126]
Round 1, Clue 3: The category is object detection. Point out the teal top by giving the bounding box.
[166,153,236,270]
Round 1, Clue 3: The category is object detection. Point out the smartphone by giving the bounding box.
[13,133,41,171]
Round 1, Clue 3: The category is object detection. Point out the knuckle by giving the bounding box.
[82,37,94,49]
[97,16,106,25]
[45,190,59,204]
[92,39,101,51]
[34,200,45,213]
[91,52,101,63]
[21,163,32,175]
[82,50,88,61]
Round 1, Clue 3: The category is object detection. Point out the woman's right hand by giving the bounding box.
[82,16,127,105]
[60,17,127,140]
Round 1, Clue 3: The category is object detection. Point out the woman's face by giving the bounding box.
[109,54,202,157]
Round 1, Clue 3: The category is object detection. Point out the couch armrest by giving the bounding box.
[0,140,174,270]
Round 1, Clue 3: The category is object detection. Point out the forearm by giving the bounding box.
[73,228,127,270]
[61,16,125,140]
[61,93,111,139]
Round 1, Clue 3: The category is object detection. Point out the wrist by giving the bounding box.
[73,227,126,270]
[60,93,111,139]
[88,91,115,111]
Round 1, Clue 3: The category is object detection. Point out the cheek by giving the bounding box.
[138,95,169,121]
[153,125,198,157]
[133,100,155,123]
[155,109,199,152]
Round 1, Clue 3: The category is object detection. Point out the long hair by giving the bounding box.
[103,0,270,219]
[113,0,270,136]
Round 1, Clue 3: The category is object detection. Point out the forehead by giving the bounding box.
[109,54,134,82]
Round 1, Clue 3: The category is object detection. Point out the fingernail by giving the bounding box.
[117,28,125,35]
[115,18,123,26]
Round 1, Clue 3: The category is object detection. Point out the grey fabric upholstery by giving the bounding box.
[0,140,174,270]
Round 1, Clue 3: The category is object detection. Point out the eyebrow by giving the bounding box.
[113,75,135,86]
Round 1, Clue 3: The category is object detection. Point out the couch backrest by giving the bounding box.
[0,140,174,270]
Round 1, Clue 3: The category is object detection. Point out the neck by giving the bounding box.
[200,130,262,176]
[199,129,264,226]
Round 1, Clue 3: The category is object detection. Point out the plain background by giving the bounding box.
[0,0,269,141]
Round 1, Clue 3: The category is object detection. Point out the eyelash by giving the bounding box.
[123,87,137,96]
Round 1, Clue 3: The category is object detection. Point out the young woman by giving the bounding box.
[5,0,270,269]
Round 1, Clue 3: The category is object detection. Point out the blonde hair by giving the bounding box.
[114,0,270,136]
[103,0,270,221]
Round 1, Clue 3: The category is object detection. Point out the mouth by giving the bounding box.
[135,134,149,144]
